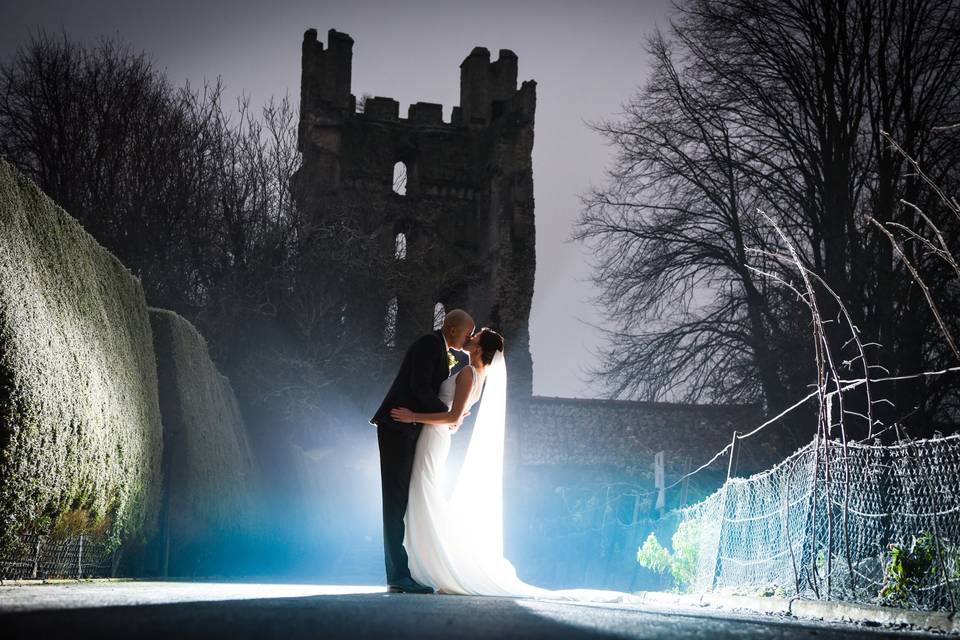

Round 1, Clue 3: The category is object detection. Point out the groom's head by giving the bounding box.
[441,309,475,352]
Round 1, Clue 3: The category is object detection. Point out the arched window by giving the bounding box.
[433,302,445,331]
[385,297,398,348]
[395,232,407,260]
[392,161,407,196]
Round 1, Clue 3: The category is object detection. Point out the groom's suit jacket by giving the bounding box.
[370,329,451,440]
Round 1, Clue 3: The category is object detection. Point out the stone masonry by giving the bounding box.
[291,29,537,412]
[521,397,770,477]
[291,28,766,482]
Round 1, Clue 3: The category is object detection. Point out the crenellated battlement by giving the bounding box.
[356,97,448,127]
[459,47,519,125]
[292,28,537,413]
[407,101,444,124]
[361,96,399,121]
[299,28,355,120]
[299,28,531,131]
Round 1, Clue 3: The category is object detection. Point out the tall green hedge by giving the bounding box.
[150,308,260,576]
[0,160,163,555]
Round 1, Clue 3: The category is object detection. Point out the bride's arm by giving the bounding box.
[391,367,475,426]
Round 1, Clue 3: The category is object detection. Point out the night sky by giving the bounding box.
[0,0,674,398]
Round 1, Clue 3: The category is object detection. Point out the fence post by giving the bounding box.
[798,433,820,597]
[727,431,741,481]
[31,536,41,579]
[711,431,741,590]
[76,533,84,579]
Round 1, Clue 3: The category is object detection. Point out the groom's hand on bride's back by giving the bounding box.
[388,408,470,428]
[390,407,415,423]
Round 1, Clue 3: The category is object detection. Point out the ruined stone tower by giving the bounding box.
[291,28,537,409]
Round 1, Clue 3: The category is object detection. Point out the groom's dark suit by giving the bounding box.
[370,329,451,586]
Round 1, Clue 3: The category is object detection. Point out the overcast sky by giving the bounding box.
[0,0,675,398]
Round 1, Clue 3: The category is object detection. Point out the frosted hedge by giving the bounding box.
[150,308,260,575]
[0,160,163,556]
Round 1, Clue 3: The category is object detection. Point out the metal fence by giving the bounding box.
[0,534,117,580]
[679,433,960,611]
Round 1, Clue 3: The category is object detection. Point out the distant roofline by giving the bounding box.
[528,395,762,412]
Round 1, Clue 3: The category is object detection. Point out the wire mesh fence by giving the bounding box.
[0,534,117,580]
[678,433,960,611]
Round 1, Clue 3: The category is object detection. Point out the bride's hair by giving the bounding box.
[476,328,504,365]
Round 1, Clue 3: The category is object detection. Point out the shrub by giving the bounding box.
[880,532,960,608]
[637,519,702,591]
[150,308,260,575]
[0,160,163,558]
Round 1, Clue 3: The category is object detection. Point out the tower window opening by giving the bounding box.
[433,302,445,331]
[395,233,407,260]
[393,161,407,196]
[385,297,398,348]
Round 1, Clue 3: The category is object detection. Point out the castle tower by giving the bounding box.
[291,29,537,421]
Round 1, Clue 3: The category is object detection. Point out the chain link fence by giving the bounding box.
[678,433,960,611]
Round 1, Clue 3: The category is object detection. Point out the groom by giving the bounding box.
[370,308,475,593]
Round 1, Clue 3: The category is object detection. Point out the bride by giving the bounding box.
[390,329,639,602]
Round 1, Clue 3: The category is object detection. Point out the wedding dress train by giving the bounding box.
[402,351,641,603]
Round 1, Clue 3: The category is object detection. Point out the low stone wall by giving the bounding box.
[503,396,772,590]
[149,309,261,576]
[519,396,768,477]
[0,160,163,561]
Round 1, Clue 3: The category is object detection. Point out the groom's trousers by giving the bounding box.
[377,426,419,585]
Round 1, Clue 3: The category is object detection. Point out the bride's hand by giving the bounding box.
[390,407,415,423]
[448,411,471,432]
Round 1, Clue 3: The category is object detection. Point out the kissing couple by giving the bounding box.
[370,309,640,603]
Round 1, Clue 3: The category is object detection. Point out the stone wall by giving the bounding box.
[500,397,773,590]
[518,396,770,478]
[292,28,537,412]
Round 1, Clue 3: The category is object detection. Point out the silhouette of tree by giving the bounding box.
[0,31,433,440]
[578,0,960,440]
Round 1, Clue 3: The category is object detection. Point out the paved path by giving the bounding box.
[0,581,937,639]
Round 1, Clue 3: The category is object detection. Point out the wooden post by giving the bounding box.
[77,533,84,579]
[680,456,692,508]
[801,432,821,598]
[712,431,741,590]
[161,522,171,578]
[630,491,642,527]
[31,536,41,579]
[654,451,666,516]
[727,431,741,481]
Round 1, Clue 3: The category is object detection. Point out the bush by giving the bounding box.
[150,308,261,576]
[637,519,701,592]
[0,160,163,557]
[880,532,960,608]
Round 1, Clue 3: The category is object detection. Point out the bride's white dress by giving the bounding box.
[403,352,640,603]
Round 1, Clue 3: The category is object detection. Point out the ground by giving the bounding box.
[0,581,941,639]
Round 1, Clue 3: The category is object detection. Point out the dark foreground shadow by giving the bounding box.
[0,591,929,640]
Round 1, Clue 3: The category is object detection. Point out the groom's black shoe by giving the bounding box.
[387,578,434,594]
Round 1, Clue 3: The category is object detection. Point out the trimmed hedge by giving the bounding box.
[149,308,260,576]
[0,160,163,557]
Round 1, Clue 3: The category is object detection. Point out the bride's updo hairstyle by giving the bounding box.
[476,328,505,365]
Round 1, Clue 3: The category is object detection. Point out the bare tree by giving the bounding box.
[578,0,960,440]
[577,33,804,413]
[0,32,426,441]
[0,31,232,311]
